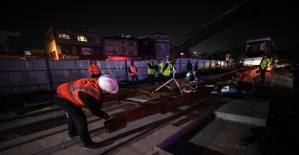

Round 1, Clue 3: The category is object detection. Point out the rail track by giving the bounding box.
[0,67,259,154]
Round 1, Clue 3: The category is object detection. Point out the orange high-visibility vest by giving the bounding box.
[88,64,101,75]
[129,65,137,76]
[236,72,254,84]
[57,78,102,107]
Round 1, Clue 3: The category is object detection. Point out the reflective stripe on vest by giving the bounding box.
[158,63,164,74]
[129,65,137,76]
[148,62,155,74]
[163,61,171,76]
[70,81,101,105]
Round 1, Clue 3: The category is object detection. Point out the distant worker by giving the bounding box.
[186,71,197,82]
[260,54,271,84]
[162,58,174,83]
[194,63,198,71]
[54,75,118,149]
[290,55,299,97]
[157,59,164,84]
[148,57,156,86]
[186,60,193,72]
[128,61,141,87]
[215,62,220,71]
[88,60,101,78]
[233,69,254,93]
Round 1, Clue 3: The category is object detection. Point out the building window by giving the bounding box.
[157,44,162,50]
[61,46,66,54]
[68,47,72,54]
[129,42,134,46]
[58,34,70,39]
[77,35,87,42]
[156,36,160,39]
[94,48,102,55]
[122,47,125,53]
[121,41,124,44]
[165,44,170,50]
[107,46,113,52]
[129,51,133,56]
[70,35,76,40]
[76,47,81,55]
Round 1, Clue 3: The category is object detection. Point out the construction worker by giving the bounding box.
[233,69,254,93]
[186,61,192,72]
[88,60,101,78]
[128,61,140,87]
[162,58,174,83]
[148,57,156,86]
[54,75,118,149]
[186,71,197,82]
[260,54,271,84]
[290,54,299,97]
[157,59,164,84]
[215,62,220,71]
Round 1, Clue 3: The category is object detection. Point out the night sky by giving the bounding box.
[1,0,298,54]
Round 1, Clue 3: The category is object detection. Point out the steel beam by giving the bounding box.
[104,87,214,133]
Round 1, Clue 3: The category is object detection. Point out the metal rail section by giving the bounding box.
[104,66,259,133]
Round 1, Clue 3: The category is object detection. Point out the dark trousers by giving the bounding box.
[131,75,140,86]
[163,75,171,83]
[148,74,155,86]
[91,74,101,78]
[260,69,266,83]
[158,74,164,84]
[54,94,92,145]
[236,81,252,93]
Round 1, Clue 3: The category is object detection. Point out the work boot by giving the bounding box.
[83,142,102,149]
[68,133,78,139]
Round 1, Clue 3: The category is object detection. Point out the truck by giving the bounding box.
[242,37,276,71]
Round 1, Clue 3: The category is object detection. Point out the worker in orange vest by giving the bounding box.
[233,69,254,93]
[128,61,141,87]
[88,60,101,78]
[54,75,118,149]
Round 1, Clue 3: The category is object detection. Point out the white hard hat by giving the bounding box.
[98,75,119,94]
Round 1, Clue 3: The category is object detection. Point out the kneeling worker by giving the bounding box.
[54,75,118,149]
[233,69,254,93]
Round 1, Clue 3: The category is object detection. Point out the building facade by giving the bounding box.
[103,36,141,60]
[44,26,105,60]
[148,32,171,61]
[138,36,155,60]
[0,30,23,55]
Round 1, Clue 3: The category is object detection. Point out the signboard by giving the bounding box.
[59,54,80,60]
[82,47,91,55]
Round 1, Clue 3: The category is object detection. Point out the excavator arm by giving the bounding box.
[171,0,278,56]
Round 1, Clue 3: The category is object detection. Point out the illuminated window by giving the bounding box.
[58,34,70,39]
[77,35,87,42]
